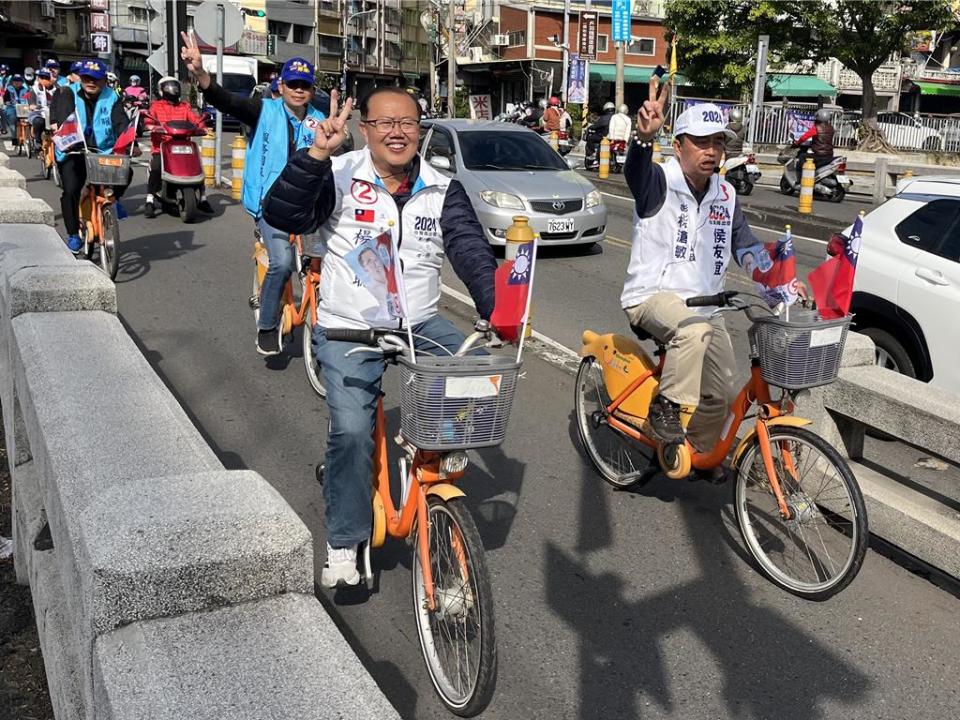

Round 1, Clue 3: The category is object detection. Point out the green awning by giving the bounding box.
[767,73,836,98]
[914,80,960,96]
[589,63,687,85]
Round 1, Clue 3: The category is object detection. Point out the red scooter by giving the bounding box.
[145,114,208,224]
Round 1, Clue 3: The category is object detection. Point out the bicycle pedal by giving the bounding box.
[248,295,260,310]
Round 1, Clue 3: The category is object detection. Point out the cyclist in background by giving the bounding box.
[49,59,131,253]
[44,59,68,88]
[181,30,328,357]
[0,64,10,135]
[26,69,56,148]
[2,74,30,148]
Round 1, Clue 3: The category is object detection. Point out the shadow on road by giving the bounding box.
[114,229,206,283]
[552,410,871,719]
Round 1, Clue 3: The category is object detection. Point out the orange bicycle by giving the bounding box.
[250,233,325,396]
[38,124,58,186]
[320,323,514,715]
[575,291,868,600]
[67,149,131,280]
[14,104,32,158]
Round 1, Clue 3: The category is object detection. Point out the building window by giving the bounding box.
[319,35,342,56]
[627,37,655,56]
[508,30,525,47]
[268,20,292,41]
[293,24,313,44]
[54,9,68,35]
[129,6,150,25]
[597,34,608,53]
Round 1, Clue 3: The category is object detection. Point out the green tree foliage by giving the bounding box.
[666,1,952,109]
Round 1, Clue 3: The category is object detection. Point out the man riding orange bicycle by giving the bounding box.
[620,77,804,480]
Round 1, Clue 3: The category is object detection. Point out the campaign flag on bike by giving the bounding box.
[491,240,537,343]
[53,112,83,152]
[808,212,862,319]
[735,227,799,307]
[111,111,138,155]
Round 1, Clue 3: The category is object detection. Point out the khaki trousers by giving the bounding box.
[625,293,736,451]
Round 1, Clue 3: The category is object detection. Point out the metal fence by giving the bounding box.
[667,98,960,153]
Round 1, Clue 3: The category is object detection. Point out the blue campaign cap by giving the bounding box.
[70,61,82,74]
[37,69,51,79]
[45,59,60,69]
[77,58,107,80]
[11,74,23,82]
[270,77,279,93]
[280,57,314,85]
[0,64,9,72]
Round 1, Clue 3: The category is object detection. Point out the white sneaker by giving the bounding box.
[320,542,360,588]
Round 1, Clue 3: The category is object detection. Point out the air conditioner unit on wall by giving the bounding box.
[491,34,509,46]
[469,46,483,62]
[40,1,56,18]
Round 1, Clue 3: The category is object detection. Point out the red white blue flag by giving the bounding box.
[808,214,861,319]
[53,112,83,152]
[736,227,799,307]
[491,240,536,343]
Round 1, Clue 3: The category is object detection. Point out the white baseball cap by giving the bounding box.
[673,103,736,140]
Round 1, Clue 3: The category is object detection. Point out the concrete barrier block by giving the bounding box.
[7,264,116,317]
[0,151,8,168]
[0,166,25,188]
[78,470,314,635]
[0,188,55,225]
[11,456,43,586]
[828,366,960,465]
[0,224,76,281]
[840,330,875,368]
[93,594,402,720]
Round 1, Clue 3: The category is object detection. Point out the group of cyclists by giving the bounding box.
[2,36,784,588]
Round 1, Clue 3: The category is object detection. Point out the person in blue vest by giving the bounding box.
[0,64,11,135]
[64,61,82,91]
[49,59,132,254]
[181,31,327,356]
[44,58,69,88]
[2,75,31,147]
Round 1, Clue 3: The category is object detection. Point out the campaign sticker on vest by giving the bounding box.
[707,202,731,226]
[355,208,375,223]
[304,116,322,131]
[351,179,379,205]
[412,215,440,239]
[344,231,408,324]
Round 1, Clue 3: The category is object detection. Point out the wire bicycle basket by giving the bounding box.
[84,153,132,186]
[397,354,522,451]
[751,312,852,390]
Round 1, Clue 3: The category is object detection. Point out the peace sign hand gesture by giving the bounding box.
[636,74,670,141]
[179,31,209,88]
[308,90,354,162]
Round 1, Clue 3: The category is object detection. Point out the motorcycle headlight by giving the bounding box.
[585,189,602,209]
[480,190,525,210]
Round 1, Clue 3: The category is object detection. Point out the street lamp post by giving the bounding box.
[342,7,377,95]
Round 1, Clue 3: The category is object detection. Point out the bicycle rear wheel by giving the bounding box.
[99,204,120,280]
[412,496,496,717]
[734,426,868,600]
[574,356,652,488]
[301,288,326,398]
[39,147,50,179]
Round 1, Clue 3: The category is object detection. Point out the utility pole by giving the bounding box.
[447,0,456,118]
[582,0,591,117]
[747,34,769,147]
[560,0,570,102]
[614,41,625,108]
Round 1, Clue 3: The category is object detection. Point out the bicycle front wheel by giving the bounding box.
[734,426,868,600]
[99,204,120,280]
[574,356,652,488]
[412,496,497,717]
[301,290,325,398]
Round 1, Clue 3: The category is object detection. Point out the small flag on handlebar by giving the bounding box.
[808,213,862,319]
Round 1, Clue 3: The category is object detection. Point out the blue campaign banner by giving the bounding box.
[568,55,586,103]
[612,0,631,43]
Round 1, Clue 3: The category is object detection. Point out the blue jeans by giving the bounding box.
[314,314,467,548]
[256,217,295,331]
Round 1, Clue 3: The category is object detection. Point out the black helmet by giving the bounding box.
[815,108,832,124]
[158,76,181,102]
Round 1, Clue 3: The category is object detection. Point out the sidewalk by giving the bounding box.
[580,167,876,238]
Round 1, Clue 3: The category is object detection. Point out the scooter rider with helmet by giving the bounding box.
[541,95,562,133]
[724,107,746,158]
[143,76,212,218]
[123,74,147,100]
[585,101,617,167]
[790,108,834,182]
[180,30,328,357]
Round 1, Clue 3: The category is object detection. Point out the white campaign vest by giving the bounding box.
[620,157,737,315]
[311,148,451,330]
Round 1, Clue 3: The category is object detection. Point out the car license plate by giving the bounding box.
[616,154,627,164]
[547,218,575,233]
[837,175,851,185]
[746,164,759,173]
[171,146,194,154]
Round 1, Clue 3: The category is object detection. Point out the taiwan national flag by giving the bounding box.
[808,213,862,319]
[53,112,83,152]
[490,240,536,343]
[112,112,138,155]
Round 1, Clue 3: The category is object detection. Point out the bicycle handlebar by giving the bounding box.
[325,328,379,345]
[685,291,739,308]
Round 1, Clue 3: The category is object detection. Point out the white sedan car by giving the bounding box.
[836,176,960,394]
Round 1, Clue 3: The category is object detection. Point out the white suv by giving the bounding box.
[837,177,960,394]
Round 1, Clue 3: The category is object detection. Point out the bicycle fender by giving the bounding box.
[425,483,466,503]
[732,417,812,470]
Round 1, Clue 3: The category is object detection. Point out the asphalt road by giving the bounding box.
[6,143,959,720]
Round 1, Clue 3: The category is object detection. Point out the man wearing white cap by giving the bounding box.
[619,79,761,461]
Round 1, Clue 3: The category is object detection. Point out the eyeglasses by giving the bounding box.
[362,118,420,134]
[284,80,313,91]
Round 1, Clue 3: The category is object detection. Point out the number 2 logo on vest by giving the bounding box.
[351,179,379,205]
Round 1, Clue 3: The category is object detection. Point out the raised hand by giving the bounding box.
[179,31,205,78]
[636,74,670,140]
[308,89,354,162]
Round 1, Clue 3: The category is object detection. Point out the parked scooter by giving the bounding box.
[144,113,208,223]
[721,151,762,196]
[777,144,851,203]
